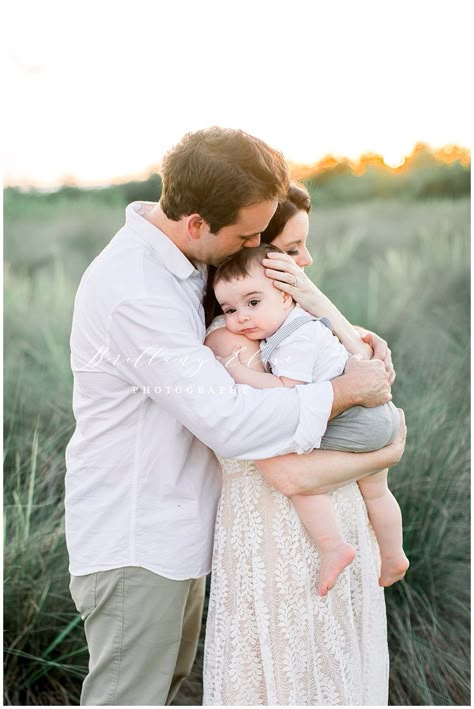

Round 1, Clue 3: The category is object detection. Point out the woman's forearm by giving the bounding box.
[256,446,398,497]
[305,287,373,359]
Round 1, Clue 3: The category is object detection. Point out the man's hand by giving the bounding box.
[344,355,392,406]
[330,355,391,418]
[360,330,396,384]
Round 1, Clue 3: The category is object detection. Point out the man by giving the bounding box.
[65,127,396,705]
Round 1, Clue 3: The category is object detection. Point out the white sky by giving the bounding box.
[3,0,472,187]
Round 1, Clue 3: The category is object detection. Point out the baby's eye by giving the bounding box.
[249,299,260,307]
[224,308,236,315]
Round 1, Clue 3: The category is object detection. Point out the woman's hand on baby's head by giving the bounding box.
[262,252,321,312]
[262,252,304,288]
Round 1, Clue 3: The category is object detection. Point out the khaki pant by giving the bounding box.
[69,567,206,706]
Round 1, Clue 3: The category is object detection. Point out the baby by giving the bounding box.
[213,244,409,595]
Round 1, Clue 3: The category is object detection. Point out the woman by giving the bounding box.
[202,184,403,705]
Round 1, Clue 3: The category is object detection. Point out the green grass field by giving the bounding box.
[3,193,470,705]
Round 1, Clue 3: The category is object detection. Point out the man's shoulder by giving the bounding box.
[77,229,175,302]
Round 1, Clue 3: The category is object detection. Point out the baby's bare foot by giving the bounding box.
[379,553,410,587]
[318,542,356,596]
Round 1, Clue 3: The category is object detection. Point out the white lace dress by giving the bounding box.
[203,316,389,706]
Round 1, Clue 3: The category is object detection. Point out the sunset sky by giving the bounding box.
[4,0,472,187]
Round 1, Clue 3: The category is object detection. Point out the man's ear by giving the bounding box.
[186,214,207,240]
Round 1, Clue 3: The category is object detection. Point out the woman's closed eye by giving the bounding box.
[286,249,299,256]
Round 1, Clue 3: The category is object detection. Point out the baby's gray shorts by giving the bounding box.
[321,401,400,453]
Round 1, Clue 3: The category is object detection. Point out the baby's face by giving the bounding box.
[214,265,293,340]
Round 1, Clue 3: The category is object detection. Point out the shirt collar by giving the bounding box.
[126,201,205,281]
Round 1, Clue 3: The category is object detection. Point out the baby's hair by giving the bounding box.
[213,244,285,290]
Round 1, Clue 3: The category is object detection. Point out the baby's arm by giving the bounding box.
[217,345,305,389]
[205,329,281,386]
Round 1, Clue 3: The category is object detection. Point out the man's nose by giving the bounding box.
[243,235,261,248]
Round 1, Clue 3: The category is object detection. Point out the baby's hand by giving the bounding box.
[216,345,245,369]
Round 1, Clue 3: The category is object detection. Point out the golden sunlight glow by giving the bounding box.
[382,152,408,169]
[3,0,472,188]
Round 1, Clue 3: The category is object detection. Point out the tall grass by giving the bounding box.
[4,264,85,705]
[310,198,470,705]
[3,195,470,705]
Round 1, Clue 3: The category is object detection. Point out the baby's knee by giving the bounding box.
[358,470,390,500]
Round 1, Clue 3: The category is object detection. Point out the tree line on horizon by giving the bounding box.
[4,142,470,207]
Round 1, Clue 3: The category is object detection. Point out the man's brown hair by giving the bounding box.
[213,244,285,290]
[160,127,290,233]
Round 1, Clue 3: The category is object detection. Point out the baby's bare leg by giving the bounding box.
[357,470,409,586]
[292,493,355,596]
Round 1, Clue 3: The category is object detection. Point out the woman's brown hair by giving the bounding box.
[260,182,311,243]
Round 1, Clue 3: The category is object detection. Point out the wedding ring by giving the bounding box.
[292,275,298,287]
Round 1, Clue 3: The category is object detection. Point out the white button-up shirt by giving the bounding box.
[65,202,334,579]
[263,305,349,383]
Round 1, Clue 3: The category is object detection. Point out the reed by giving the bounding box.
[3,196,470,705]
